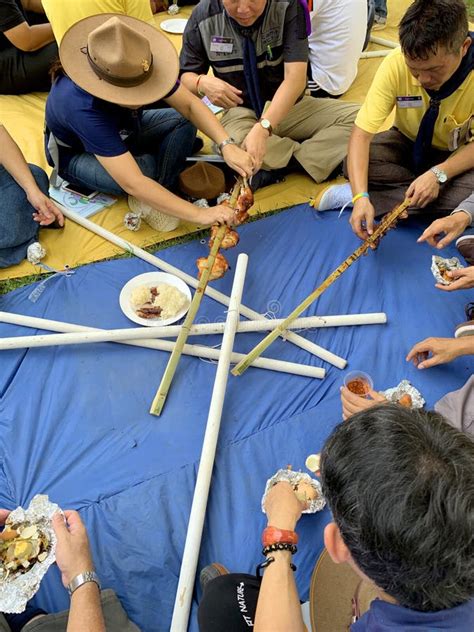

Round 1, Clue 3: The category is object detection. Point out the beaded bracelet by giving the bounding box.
[262,542,297,556]
[256,556,297,578]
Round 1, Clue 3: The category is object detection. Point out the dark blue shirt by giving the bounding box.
[352,598,474,631]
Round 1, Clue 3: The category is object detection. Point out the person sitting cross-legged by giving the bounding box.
[198,405,474,631]
[179,0,359,190]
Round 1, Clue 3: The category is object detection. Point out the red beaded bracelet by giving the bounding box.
[262,526,298,547]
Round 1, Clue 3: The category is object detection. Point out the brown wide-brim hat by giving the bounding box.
[179,162,226,199]
[310,549,380,631]
[60,14,179,107]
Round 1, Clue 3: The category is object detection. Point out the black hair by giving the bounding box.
[320,405,474,612]
[399,0,469,60]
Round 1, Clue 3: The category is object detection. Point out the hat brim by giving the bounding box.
[60,14,179,107]
[309,549,380,631]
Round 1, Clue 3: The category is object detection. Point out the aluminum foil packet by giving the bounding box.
[383,379,425,409]
[0,495,60,613]
[168,3,180,14]
[193,198,209,208]
[27,242,46,265]
[261,469,326,515]
[431,255,463,285]
[124,212,142,231]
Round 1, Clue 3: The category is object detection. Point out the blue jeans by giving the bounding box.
[374,0,387,18]
[63,109,197,196]
[0,164,47,268]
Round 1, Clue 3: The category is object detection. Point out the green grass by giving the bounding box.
[0,209,286,297]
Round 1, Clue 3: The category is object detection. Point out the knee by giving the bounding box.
[28,164,49,194]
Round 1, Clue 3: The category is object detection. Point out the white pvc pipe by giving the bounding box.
[0,312,387,349]
[0,312,325,379]
[170,253,248,632]
[58,206,346,369]
[360,50,392,58]
[369,34,398,48]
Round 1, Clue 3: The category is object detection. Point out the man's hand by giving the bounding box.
[242,124,269,174]
[406,170,440,208]
[349,197,376,239]
[201,203,236,227]
[436,266,474,291]
[0,509,10,526]
[200,76,243,109]
[406,337,466,369]
[221,143,254,178]
[341,386,386,421]
[264,482,304,532]
[417,212,471,249]
[27,189,64,227]
[52,511,95,588]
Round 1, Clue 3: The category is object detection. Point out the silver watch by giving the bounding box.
[217,137,236,155]
[67,571,101,596]
[430,166,448,184]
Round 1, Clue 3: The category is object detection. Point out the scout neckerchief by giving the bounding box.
[413,33,474,174]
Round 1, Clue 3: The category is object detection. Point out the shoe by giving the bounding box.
[199,563,230,593]
[454,320,474,338]
[311,182,352,212]
[456,235,474,266]
[372,14,387,30]
[249,168,286,192]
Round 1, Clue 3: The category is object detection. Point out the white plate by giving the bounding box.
[160,18,188,34]
[119,272,192,327]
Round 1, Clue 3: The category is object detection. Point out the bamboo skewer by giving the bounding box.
[58,205,345,367]
[232,199,411,376]
[0,312,326,378]
[150,181,242,416]
[0,311,387,348]
[170,254,248,632]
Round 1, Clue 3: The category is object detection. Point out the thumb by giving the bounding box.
[52,512,69,538]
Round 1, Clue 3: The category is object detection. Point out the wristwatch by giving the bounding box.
[430,166,448,184]
[67,571,101,596]
[258,118,273,135]
[217,137,236,155]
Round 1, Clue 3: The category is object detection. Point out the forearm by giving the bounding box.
[254,551,305,632]
[22,0,46,12]
[0,126,42,195]
[452,192,474,225]
[453,337,474,358]
[67,583,105,632]
[264,77,306,129]
[347,125,372,195]
[181,71,201,96]
[184,97,229,145]
[437,143,474,180]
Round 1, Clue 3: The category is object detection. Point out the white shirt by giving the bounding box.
[309,0,367,95]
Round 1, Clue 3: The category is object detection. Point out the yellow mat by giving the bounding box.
[0,1,406,281]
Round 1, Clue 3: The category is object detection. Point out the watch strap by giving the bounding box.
[430,166,447,183]
[67,570,101,596]
[217,137,236,155]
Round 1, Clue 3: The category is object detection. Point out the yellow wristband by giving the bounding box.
[352,192,370,204]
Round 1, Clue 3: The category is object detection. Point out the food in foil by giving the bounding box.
[123,212,142,231]
[0,495,59,614]
[431,255,463,285]
[193,198,209,208]
[262,468,326,514]
[383,379,424,409]
[26,242,46,265]
[130,283,189,320]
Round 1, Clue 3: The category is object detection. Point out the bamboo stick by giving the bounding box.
[58,205,345,367]
[0,312,325,378]
[150,180,243,416]
[231,199,411,376]
[0,312,387,349]
[170,254,248,631]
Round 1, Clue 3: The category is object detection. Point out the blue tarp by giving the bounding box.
[0,205,472,631]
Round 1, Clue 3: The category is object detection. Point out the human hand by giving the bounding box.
[417,212,470,249]
[201,203,235,227]
[27,189,64,227]
[406,170,440,208]
[0,509,10,526]
[241,124,269,173]
[436,266,474,291]
[406,337,465,369]
[349,197,376,239]
[221,143,254,178]
[200,76,243,109]
[52,511,94,588]
[264,482,304,532]
[340,386,386,421]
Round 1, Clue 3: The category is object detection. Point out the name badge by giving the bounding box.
[210,36,233,53]
[396,96,424,109]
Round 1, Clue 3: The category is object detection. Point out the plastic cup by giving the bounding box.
[344,370,374,397]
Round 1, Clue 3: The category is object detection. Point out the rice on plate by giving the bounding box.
[130,283,190,320]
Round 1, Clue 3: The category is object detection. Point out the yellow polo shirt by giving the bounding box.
[42,0,155,44]
[355,48,474,151]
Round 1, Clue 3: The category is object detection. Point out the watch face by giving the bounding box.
[261,119,270,129]
[439,172,447,183]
